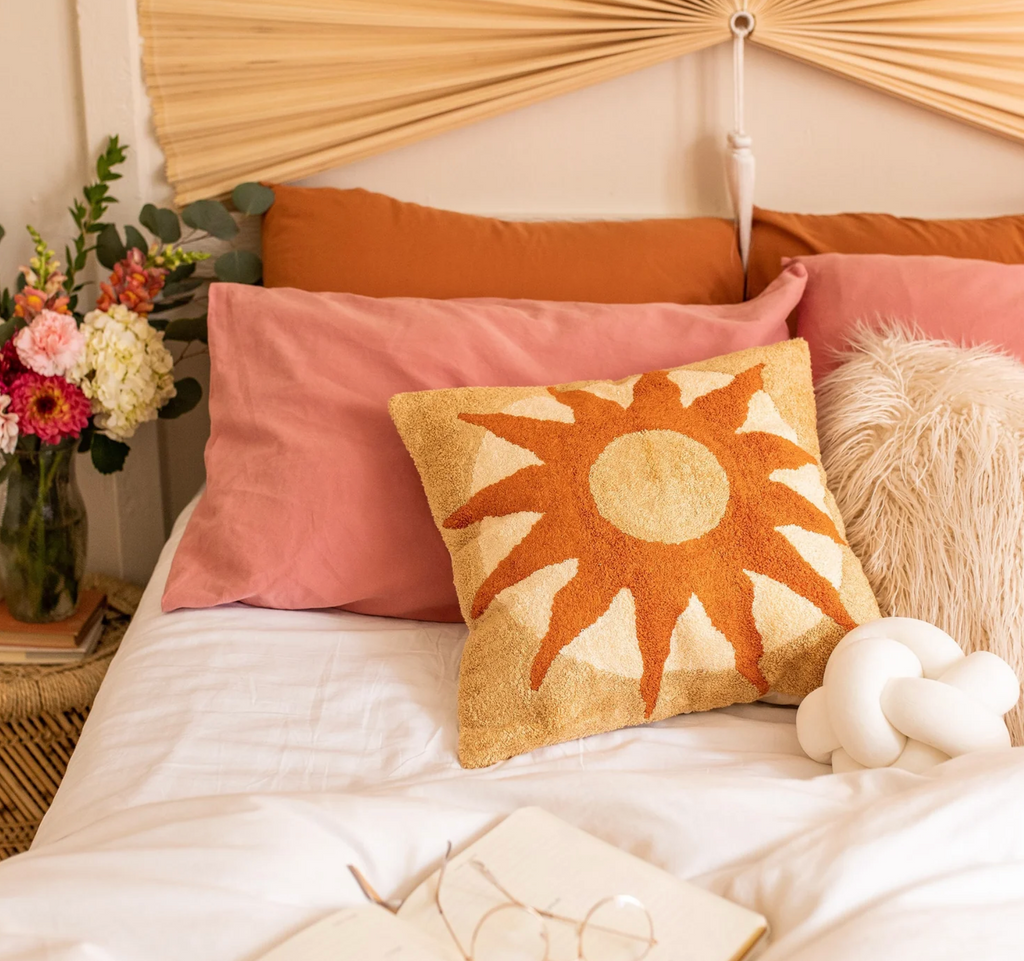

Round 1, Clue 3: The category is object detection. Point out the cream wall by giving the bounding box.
[302,44,1024,219]
[0,0,126,580]
[4,2,1024,583]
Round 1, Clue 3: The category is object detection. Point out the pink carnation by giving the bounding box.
[8,373,91,444]
[14,309,85,377]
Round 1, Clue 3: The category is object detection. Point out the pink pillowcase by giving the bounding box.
[162,264,807,621]
[793,253,1024,380]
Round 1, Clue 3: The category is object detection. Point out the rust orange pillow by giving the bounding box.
[262,185,744,305]
[391,339,880,767]
[748,207,1024,313]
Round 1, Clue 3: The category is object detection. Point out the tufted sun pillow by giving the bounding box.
[816,324,1024,745]
[391,338,879,767]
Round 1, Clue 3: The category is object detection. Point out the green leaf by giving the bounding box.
[0,223,5,244]
[181,199,238,240]
[231,182,275,216]
[77,427,93,453]
[95,223,126,269]
[163,315,208,343]
[148,296,196,315]
[158,377,202,419]
[148,318,169,331]
[140,203,181,244]
[164,262,196,284]
[124,224,148,254]
[0,318,16,347]
[214,250,262,285]
[160,276,204,299]
[91,433,130,474]
[0,458,15,486]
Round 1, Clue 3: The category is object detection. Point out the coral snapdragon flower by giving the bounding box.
[95,249,167,315]
[13,287,71,322]
[8,373,91,444]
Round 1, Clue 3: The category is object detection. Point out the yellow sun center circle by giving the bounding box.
[588,429,729,544]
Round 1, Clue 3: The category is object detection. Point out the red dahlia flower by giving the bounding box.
[0,340,27,392]
[8,372,92,444]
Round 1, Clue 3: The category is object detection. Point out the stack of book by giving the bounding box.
[0,590,107,664]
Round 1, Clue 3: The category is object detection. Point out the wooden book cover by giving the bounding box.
[0,590,106,649]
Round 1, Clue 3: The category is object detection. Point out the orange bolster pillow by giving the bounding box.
[262,184,744,306]
[749,206,1024,301]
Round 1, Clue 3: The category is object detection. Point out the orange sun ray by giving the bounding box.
[548,385,628,424]
[748,529,857,632]
[739,431,817,473]
[757,484,844,544]
[631,578,687,714]
[467,512,579,620]
[606,369,682,421]
[692,565,766,692]
[689,364,765,430]
[444,465,555,529]
[530,561,621,690]
[458,411,574,461]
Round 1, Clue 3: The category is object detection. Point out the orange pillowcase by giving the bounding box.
[262,185,744,305]
[749,207,1024,305]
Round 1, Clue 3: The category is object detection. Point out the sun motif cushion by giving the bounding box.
[390,339,881,767]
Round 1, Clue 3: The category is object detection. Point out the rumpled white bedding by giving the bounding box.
[0,501,1022,960]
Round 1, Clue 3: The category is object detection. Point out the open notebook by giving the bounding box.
[260,807,767,961]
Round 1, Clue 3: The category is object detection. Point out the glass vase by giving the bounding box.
[0,438,87,623]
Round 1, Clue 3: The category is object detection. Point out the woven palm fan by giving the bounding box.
[139,0,1024,262]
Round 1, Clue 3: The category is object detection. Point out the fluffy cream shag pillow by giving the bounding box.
[817,324,1024,746]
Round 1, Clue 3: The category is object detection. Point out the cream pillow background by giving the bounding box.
[817,324,1024,745]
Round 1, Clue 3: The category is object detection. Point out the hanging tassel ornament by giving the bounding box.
[727,10,756,272]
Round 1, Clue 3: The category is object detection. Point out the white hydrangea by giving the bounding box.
[71,305,176,441]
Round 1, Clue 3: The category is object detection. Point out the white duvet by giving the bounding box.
[0,504,1022,960]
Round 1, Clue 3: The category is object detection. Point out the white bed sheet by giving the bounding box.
[0,500,1022,960]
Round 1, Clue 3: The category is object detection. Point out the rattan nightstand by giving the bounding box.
[0,574,141,858]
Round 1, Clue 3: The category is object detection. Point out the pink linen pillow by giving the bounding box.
[793,253,1024,381]
[162,265,808,621]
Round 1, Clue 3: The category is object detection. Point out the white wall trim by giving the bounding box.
[75,0,171,583]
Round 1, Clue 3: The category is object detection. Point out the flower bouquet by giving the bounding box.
[0,136,273,621]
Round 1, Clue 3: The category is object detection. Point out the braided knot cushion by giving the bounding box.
[796,617,1020,773]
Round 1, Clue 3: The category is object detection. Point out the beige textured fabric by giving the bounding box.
[392,339,879,767]
[817,325,1024,748]
[139,1,1024,204]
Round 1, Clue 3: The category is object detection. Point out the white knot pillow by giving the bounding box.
[796,618,1020,773]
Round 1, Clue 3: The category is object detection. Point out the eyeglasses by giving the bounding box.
[433,842,657,961]
[348,844,656,961]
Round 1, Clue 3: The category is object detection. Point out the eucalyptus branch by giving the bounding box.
[175,341,209,364]
[64,136,128,311]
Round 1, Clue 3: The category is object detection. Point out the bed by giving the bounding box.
[0,498,1021,960]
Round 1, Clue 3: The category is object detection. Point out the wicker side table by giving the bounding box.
[0,574,141,858]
